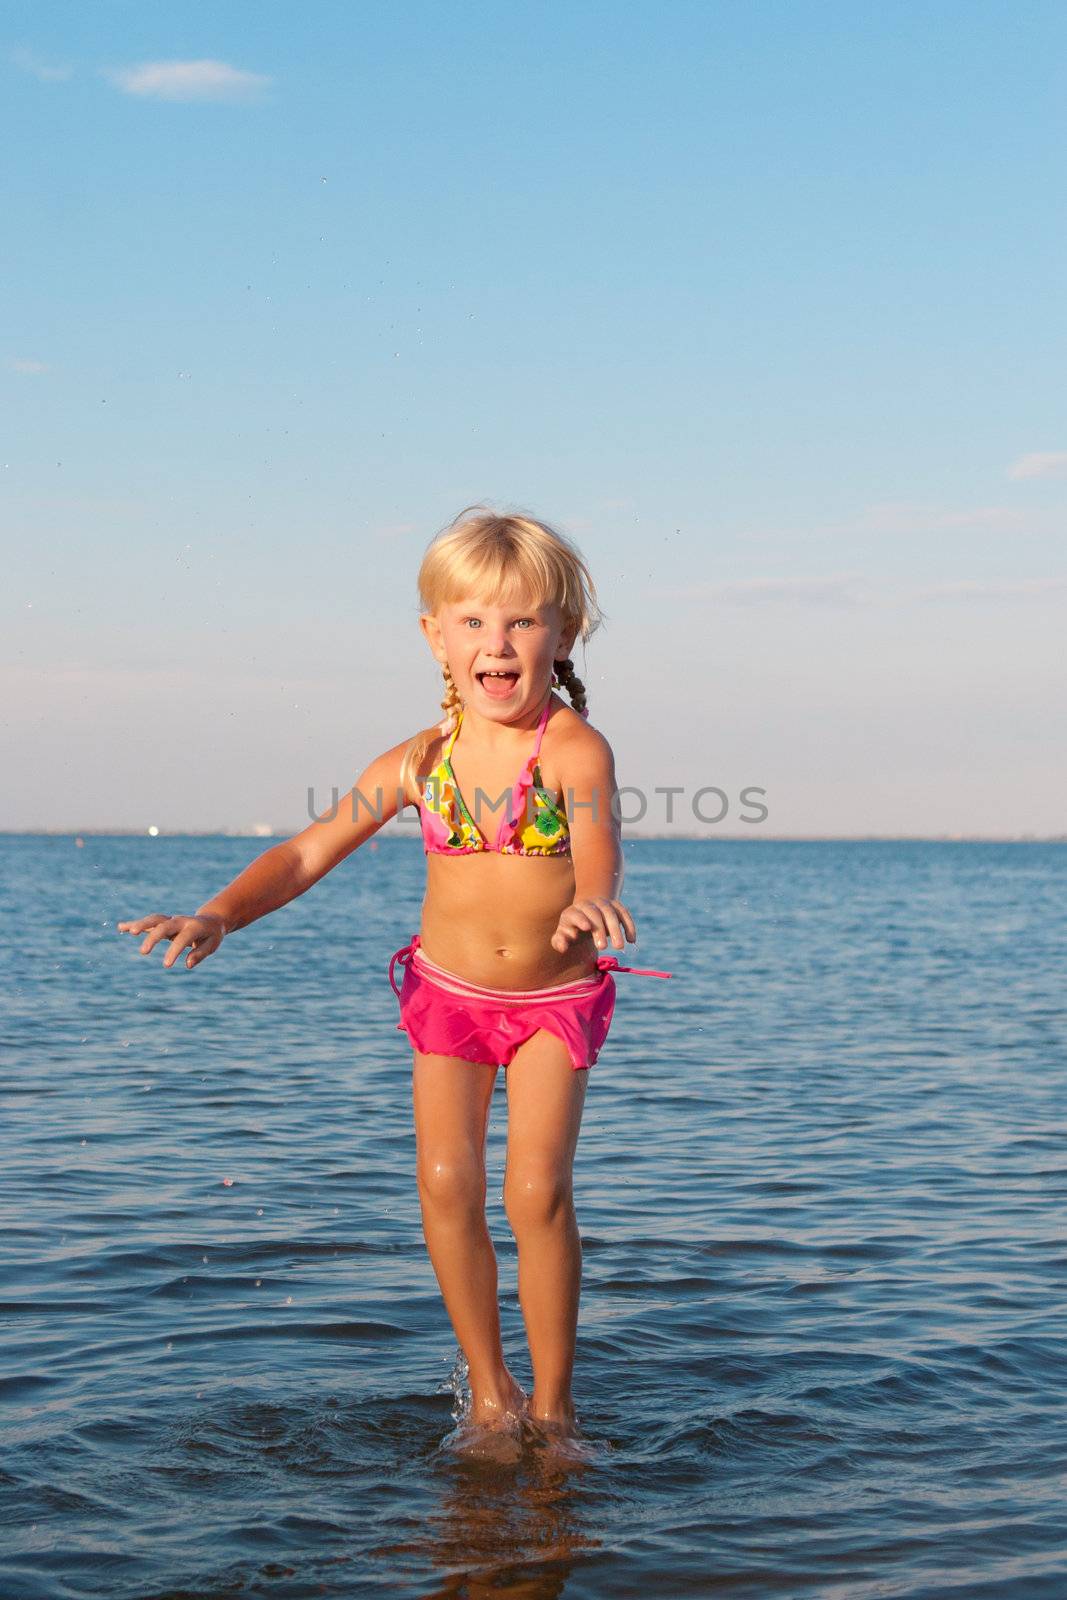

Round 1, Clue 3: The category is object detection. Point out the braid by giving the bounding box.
[554,657,590,720]
[438,662,463,736]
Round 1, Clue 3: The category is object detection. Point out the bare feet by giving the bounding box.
[441,1418,523,1462]
[469,1373,528,1430]
[436,1370,528,1461]
[522,1412,598,1463]
[527,1395,577,1429]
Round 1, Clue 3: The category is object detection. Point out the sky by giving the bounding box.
[3,0,1065,838]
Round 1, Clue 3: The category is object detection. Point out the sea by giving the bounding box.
[2,836,1066,1599]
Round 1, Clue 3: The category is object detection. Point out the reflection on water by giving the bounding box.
[394,1444,602,1599]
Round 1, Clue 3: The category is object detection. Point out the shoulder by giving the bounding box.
[396,722,450,809]
[354,724,447,812]
[546,695,616,779]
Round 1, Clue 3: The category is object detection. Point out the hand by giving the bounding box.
[117,912,227,971]
[550,897,636,956]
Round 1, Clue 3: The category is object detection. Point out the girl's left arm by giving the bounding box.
[550,727,638,955]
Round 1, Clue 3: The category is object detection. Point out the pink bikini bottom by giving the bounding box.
[388,933,672,1072]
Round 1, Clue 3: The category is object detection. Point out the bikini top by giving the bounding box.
[417,697,571,857]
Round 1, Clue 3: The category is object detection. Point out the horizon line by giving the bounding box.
[1,830,1064,844]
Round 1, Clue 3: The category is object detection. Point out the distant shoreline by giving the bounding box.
[2,831,1064,844]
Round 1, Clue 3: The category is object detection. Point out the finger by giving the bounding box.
[573,905,613,947]
[561,908,596,933]
[139,920,178,955]
[585,900,636,947]
[598,905,628,949]
[161,929,193,968]
[186,932,219,969]
[576,902,622,947]
[574,914,617,949]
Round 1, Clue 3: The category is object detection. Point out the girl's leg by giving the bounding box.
[412,1049,526,1426]
[502,1030,589,1427]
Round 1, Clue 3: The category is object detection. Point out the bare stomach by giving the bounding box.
[419,853,599,989]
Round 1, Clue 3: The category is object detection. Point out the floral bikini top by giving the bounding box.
[417,697,571,857]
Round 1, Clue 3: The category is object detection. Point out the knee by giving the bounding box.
[503,1166,574,1231]
[417,1152,486,1215]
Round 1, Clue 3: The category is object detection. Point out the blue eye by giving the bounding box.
[462,617,536,628]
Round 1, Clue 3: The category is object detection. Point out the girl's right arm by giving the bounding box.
[118,735,420,970]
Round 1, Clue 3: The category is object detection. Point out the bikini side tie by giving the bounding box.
[595,956,673,978]
[389,934,422,999]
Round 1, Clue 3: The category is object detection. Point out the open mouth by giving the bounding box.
[476,670,520,699]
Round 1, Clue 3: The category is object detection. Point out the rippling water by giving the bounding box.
[2,836,1066,1598]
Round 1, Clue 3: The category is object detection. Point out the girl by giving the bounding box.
[118,507,671,1458]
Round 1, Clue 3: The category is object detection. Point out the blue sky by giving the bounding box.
[4,1,1065,836]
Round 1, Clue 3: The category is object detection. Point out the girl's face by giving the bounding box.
[422,595,575,718]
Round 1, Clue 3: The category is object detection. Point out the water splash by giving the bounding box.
[436,1346,471,1428]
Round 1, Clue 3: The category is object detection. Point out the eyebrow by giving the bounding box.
[456,606,542,617]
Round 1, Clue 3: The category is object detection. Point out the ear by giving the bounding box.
[419,613,447,666]
[555,622,579,660]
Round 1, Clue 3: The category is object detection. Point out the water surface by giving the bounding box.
[2,838,1066,1597]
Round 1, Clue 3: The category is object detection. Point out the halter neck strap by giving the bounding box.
[446,695,552,761]
[531,695,552,754]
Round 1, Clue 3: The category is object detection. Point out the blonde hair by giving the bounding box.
[400,505,605,804]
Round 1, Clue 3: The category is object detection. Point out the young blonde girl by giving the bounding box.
[118,506,670,1455]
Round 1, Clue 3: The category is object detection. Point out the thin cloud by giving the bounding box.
[10,47,73,82]
[1007,451,1067,480]
[667,574,875,607]
[659,573,1067,607]
[731,502,1029,549]
[917,577,1067,602]
[105,58,271,102]
[9,357,49,375]
[858,501,1025,533]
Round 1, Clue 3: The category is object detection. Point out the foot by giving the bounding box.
[440,1416,524,1463]
[522,1412,598,1463]
[440,1375,527,1464]
[526,1394,577,1430]
[469,1374,528,1430]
